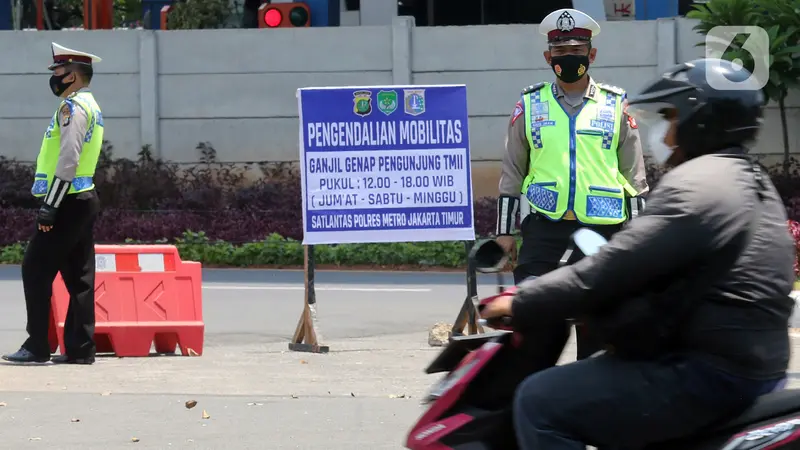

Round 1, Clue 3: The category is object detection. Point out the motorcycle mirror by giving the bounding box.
[572,228,608,256]
[469,239,509,273]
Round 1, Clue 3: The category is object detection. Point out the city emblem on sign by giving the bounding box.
[403,89,426,116]
[377,90,398,115]
[353,90,373,117]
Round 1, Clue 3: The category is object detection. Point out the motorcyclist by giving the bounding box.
[480,58,796,449]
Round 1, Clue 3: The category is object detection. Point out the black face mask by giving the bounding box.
[550,54,590,84]
[49,72,74,97]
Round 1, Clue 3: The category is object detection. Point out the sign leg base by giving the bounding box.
[288,343,330,353]
[451,241,484,338]
[451,294,484,338]
[288,245,330,353]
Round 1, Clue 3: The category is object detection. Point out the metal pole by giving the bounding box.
[465,241,478,332]
[426,0,434,25]
[307,244,316,306]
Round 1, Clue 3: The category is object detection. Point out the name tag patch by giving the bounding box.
[532,119,556,127]
[589,120,614,132]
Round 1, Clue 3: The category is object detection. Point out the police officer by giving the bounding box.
[494,8,648,367]
[2,43,104,365]
[484,58,794,449]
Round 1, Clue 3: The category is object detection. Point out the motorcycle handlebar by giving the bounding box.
[469,238,576,274]
[477,317,512,328]
[471,234,580,331]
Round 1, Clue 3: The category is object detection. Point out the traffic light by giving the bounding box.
[258,2,311,28]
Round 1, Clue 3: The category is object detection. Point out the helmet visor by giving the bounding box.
[626,102,677,164]
[625,101,675,128]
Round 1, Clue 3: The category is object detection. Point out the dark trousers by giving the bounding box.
[512,352,781,449]
[513,213,622,368]
[21,191,100,358]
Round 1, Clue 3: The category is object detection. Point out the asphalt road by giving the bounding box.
[0,265,504,449]
[0,265,798,449]
[0,266,508,345]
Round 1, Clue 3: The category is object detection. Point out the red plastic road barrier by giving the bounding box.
[47,245,204,357]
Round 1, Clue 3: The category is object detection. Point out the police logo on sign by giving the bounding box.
[353,90,373,117]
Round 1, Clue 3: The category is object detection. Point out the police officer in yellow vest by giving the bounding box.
[494,9,649,369]
[2,43,104,365]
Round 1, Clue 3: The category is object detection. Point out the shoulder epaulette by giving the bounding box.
[596,83,626,96]
[521,82,546,95]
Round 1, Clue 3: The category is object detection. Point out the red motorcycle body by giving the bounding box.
[406,291,800,450]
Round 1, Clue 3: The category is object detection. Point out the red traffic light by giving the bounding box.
[264,8,282,27]
[258,2,311,28]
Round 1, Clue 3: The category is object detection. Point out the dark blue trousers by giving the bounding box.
[512,352,782,449]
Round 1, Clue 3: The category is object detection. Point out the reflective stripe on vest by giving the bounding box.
[520,83,637,225]
[32,92,103,197]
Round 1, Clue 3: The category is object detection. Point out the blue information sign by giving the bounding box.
[297,84,475,245]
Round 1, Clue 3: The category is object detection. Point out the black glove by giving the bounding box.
[37,204,57,228]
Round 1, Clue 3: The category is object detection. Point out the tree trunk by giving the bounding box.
[780,94,790,175]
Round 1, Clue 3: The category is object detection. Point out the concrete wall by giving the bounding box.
[1,19,797,179]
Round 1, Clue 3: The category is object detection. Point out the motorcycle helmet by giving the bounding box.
[469,239,508,273]
[626,58,765,163]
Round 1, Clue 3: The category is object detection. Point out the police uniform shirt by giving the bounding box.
[495,8,650,234]
[499,78,650,204]
[49,89,92,207]
[43,41,102,208]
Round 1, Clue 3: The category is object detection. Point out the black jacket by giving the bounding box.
[511,151,796,380]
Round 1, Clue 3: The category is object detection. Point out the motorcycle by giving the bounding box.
[405,228,800,450]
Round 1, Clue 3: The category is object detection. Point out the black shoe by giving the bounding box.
[51,354,95,365]
[1,348,50,363]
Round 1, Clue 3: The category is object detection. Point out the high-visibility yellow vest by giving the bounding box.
[32,91,103,197]
[520,82,637,225]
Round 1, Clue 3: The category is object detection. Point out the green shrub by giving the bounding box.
[0,231,524,269]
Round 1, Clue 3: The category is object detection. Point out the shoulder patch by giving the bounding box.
[58,101,73,127]
[596,83,626,96]
[510,100,524,125]
[626,112,638,129]
[622,99,638,129]
[521,82,546,95]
